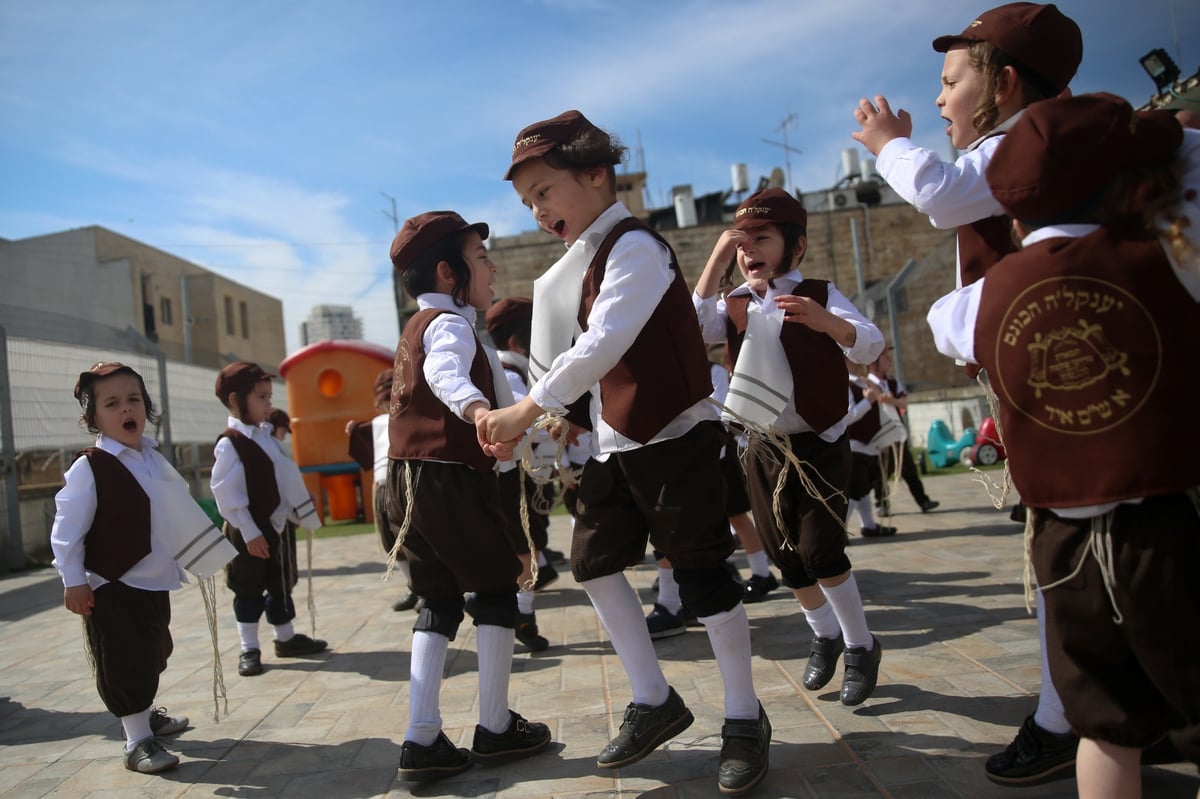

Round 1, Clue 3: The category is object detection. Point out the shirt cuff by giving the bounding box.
[876,136,915,176]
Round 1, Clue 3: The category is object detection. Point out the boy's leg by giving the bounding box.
[1075,739,1142,799]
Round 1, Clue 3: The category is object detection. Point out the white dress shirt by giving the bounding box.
[694,269,884,440]
[529,201,717,458]
[212,417,288,543]
[51,435,187,591]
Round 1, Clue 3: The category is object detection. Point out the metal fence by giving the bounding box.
[0,305,260,571]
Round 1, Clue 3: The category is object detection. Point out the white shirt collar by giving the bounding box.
[415,291,478,325]
[571,201,633,253]
[96,434,157,457]
[727,268,804,299]
[1022,223,1100,246]
[497,350,529,371]
[226,416,269,437]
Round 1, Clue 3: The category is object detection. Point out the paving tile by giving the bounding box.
[1,471,1196,798]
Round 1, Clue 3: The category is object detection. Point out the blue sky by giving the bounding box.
[2,0,1196,353]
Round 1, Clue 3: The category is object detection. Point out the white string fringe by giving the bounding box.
[714,398,847,551]
[384,461,418,582]
[1035,511,1124,625]
[970,371,1013,509]
[199,575,228,723]
[305,527,317,637]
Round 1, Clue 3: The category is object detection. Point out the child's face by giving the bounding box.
[242,379,273,426]
[736,225,792,292]
[511,159,612,246]
[461,230,497,311]
[936,46,985,149]
[91,373,147,449]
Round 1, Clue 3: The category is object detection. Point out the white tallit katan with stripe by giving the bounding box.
[722,300,793,430]
[528,238,589,383]
[263,436,322,530]
[142,463,237,580]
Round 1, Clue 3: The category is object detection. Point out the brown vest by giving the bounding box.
[845,382,882,444]
[220,428,282,538]
[576,217,712,444]
[78,448,152,582]
[958,215,1017,288]
[388,308,498,473]
[975,229,1200,508]
[724,280,849,434]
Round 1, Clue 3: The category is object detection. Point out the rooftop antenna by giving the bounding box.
[761,112,802,195]
[380,191,399,233]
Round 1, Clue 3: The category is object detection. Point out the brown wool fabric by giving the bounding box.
[733,187,808,231]
[503,109,603,180]
[389,211,488,273]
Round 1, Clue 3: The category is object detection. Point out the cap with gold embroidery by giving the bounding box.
[74,361,140,401]
[733,188,808,231]
[504,110,602,181]
[932,3,1082,96]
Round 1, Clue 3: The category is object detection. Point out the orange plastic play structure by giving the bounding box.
[278,340,394,523]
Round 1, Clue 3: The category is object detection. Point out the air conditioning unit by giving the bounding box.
[827,189,857,209]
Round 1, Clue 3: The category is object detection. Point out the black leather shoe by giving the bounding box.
[542,546,567,564]
[274,633,327,657]
[984,714,1077,785]
[802,635,844,691]
[472,710,551,763]
[840,636,883,706]
[515,612,549,652]
[597,686,694,768]
[397,731,473,782]
[743,573,779,603]
[392,592,420,611]
[238,648,262,676]
[718,704,771,795]
[860,525,897,537]
[919,499,940,512]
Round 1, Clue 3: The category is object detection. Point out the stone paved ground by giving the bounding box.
[1,471,1197,798]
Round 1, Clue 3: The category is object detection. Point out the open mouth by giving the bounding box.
[123,419,137,432]
[551,219,566,237]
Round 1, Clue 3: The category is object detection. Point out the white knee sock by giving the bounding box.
[396,558,412,585]
[272,622,294,643]
[476,624,516,733]
[581,572,669,707]
[699,604,760,720]
[746,550,771,578]
[536,550,548,568]
[406,631,448,745]
[821,573,873,650]
[853,496,877,529]
[1033,591,1072,734]
[237,622,260,651]
[517,590,535,615]
[655,567,683,614]
[802,598,842,639]
[120,706,153,748]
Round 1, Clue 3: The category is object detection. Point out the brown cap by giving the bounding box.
[266,408,291,432]
[389,211,489,274]
[504,109,601,181]
[74,361,139,401]
[215,361,276,402]
[733,188,808,231]
[485,297,533,336]
[932,3,1082,95]
[987,92,1183,224]
[373,368,393,408]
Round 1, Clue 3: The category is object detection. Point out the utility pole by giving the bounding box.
[381,191,404,330]
[761,111,801,195]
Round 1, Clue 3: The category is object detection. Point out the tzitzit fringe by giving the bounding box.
[970,370,1013,509]
[1021,504,1037,614]
[512,413,576,590]
[1033,510,1124,625]
[876,440,905,508]
[82,615,96,677]
[304,527,317,637]
[715,398,847,550]
[199,575,228,722]
[384,461,420,582]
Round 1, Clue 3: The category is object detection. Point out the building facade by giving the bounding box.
[300,304,363,344]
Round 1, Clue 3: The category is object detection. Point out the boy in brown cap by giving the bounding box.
[854,3,1085,784]
[694,187,886,708]
[211,361,326,678]
[481,110,768,795]
[387,210,551,782]
[928,92,1199,798]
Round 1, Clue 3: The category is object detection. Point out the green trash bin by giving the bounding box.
[197,498,224,528]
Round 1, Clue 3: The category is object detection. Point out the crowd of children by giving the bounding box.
[44,3,1198,795]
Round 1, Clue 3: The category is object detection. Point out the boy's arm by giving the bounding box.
[210,438,270,556]
[926,282,985,364]
[423,314,491,422]
[50,456,97,592]
[775,286,884,363]
[854,95,1003,228]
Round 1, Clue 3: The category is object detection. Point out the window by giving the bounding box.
[224,296,234,335]
[239,301,249,338]
[160,297,173,326]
